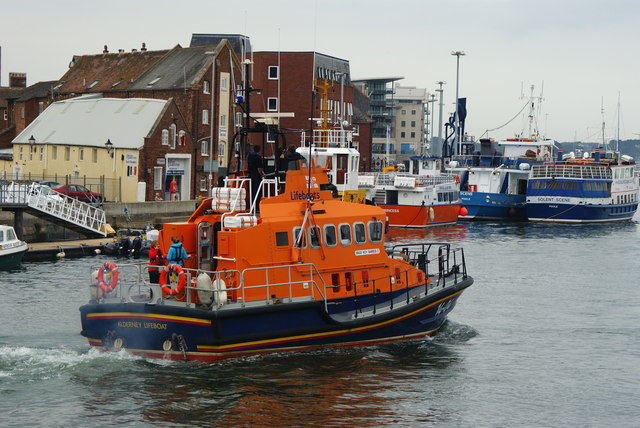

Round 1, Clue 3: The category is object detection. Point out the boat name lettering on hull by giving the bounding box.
[117,321,168,330]
[355,248,380,256]
[382,208,400,213]
[537,197,571,203]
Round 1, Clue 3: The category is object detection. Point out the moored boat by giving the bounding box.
[359,156,462,228]
[0,225,28,269]
[79,167,474,361]
[526,149,639,223]
[447,137,555,221]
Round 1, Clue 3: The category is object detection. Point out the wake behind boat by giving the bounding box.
[79,167,473,361]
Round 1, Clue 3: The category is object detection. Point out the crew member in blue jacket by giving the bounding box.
[166,236,189,266]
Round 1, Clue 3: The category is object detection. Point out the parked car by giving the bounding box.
[53,184,104,203]
[39,180,62,188]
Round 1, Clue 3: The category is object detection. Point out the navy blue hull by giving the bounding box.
[80,281,472,361]
[459,191,527,221]
[527,202,638,223]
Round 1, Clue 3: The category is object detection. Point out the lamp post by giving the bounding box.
[105,139,114,158]
[204,51,216,194]
[451,51,465,155]
[435,81,445,152]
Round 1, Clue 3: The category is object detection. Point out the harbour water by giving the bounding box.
[1,218,639,427]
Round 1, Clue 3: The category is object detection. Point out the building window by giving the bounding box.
[178,130,186,146]
[401,121,406,127]
[203,80,210,94]
[79,148,84,161]
[38,102,44,114]
[412,109,416,115]
[353,125,359,135]
[2,110,6,121]
[21,107,25,119]
[170,124,177,149]
[235,112,243,128]
[411,121,416,127]
[411,132,416,138]
[19,146,23,161]
[92,148,98,162]
[202,140,208,156]
[162,129,169,146]
[202,109,209,125]
[52,146,57,160]
[401,132,406,138]
[268,66,279,80]
[401,109,406,115]
[153,167,163,191]
[39,147,43,161]
[200,176,207,191]
[267,98,278,112]
[220,76,228,90]
[65,147,70,161]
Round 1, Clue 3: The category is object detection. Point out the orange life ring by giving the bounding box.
[455,175,460,183]
[160,264,187,296]
[97,262,119,293]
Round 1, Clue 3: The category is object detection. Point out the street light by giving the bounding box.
[28,135,36,154]
[105,139,114,158]
[435,81,446,151]
[451,51,465,155]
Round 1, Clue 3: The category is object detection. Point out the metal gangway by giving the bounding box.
[0,182,106,237]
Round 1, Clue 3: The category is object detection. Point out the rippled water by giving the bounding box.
[1,217,639,427]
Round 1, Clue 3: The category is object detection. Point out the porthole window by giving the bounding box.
[339,223,351,246]
[354,222,366,245]
[368,221,383,243]
[293,227,306,248]
[324,224,337,247]
[309,226,321,249]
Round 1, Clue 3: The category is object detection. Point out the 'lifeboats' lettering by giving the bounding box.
[290,190,321,201]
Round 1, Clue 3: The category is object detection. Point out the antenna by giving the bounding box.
[601,96,605,146]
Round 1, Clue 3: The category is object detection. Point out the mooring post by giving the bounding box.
[14,209,24,240]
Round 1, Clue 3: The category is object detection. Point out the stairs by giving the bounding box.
[1,183,106,237]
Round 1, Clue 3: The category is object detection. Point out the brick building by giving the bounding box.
[23,41,243,199]
[247,51,372,170]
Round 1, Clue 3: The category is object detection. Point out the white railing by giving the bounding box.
[531,164,612,180]
[0,182,106,236]
[359,172,456,188]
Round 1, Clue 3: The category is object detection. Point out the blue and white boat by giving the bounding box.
[447,137,555,221]
[526,150,639,223]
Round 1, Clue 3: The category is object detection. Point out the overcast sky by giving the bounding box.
[2,0,638,143]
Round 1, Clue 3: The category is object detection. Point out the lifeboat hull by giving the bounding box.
[379,204,461,228]
[79,280,472,361]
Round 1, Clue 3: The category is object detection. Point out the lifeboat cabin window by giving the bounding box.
[309,226,321,249]
[293,227,307,248]
[368,220,383,243]
[339,223,352,246]
[324,224,337,247]
[354,222,366,245]
[275,231,289,246]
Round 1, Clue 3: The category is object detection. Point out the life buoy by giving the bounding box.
[455,175,460,183]
[97,262,119,293]
[160,264,187,296]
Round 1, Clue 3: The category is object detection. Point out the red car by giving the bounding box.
[53,184,105,203]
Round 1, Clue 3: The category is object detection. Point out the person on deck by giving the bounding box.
[147,240,164,284]
[166,236,189,266]
[286,145,306,171]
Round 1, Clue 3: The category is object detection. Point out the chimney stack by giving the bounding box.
[103,45,109,54]
[141,42,147,52]
[9,72,26,88]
